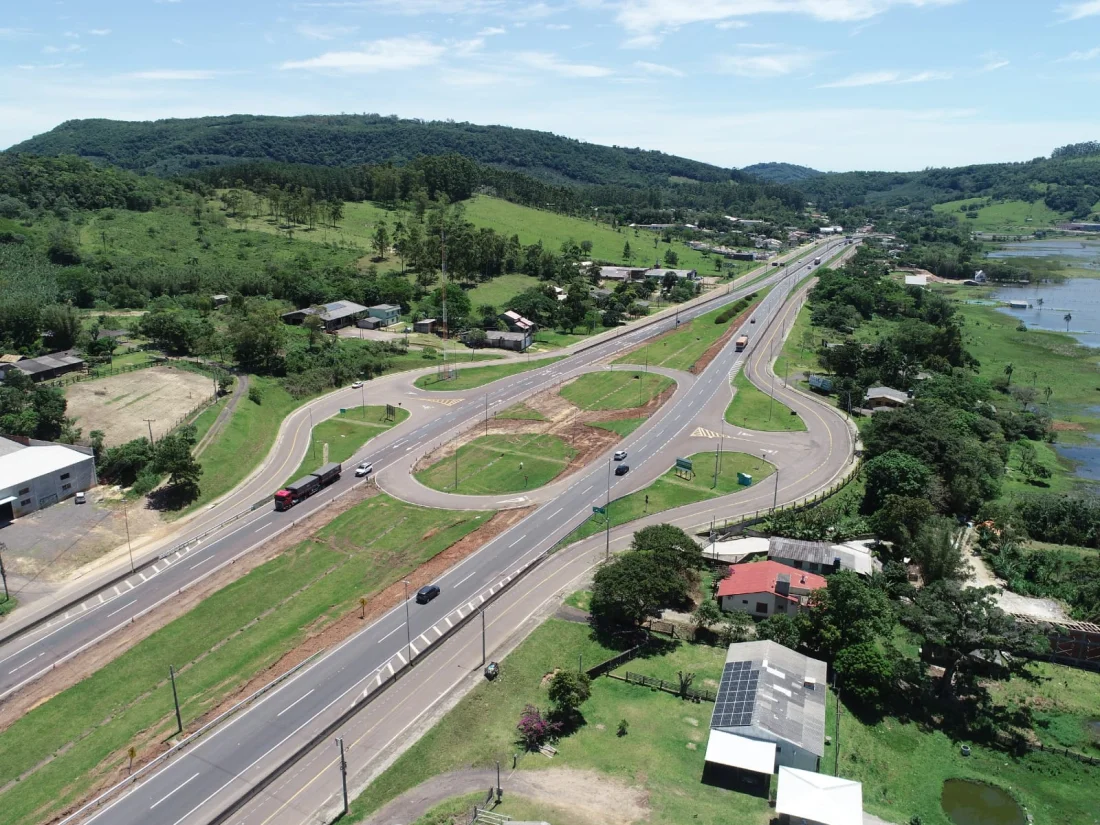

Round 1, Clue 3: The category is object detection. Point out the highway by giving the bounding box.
[50,238,855,825]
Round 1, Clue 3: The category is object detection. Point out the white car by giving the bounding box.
[355,462,374,477]
[613,450,628,461]
[351,381,364,389]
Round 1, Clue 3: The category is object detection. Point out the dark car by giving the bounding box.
[614,464,630,476]
[415,584,441,604]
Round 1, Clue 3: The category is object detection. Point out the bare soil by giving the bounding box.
[1053,420,1086,432]
[65,366,215,446]
[414,377,676,483]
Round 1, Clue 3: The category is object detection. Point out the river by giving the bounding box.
[991,277,1100,348]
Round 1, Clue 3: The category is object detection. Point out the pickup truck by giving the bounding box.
[274,462,342,510]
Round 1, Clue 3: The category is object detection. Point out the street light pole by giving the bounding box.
[773,465,780,511]
[402,579,413,665]
[336,737,349,815]
[605,459,612,562]
[124,503,135,573]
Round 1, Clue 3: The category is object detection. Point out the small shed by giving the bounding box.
[414,318,437,335]
[357,317,383,330]
[775,767,862,825]
[863,386,910,409]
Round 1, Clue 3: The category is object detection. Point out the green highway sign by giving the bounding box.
[675,457,693,472]
[593,505,606,515]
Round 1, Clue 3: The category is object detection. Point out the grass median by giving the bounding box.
[560,451,776,546]
[725,370,806,432]
[416,433,576,495]
[284,405,409,486]
[560,371,673,411]
[0,494,490,825]
[414,356,566,392]
[587,418,647,438]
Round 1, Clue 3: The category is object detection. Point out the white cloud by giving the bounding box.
[452,37,486,55]
[718,47,819,77]
[63,31,80,39]
[545,23,572,30]
[514,51,613,77]
[43,44,84,54]
[478,26,507,35]
[1057,46,1100,61]
[295,23,359,40]
[1058,1,1100,20]
[17,62,72,71]
[980,51,1009,71]
[819,68,952,87]
[0,28,32,38]
[442,68,513,86]
[716,19,749,29]
[124,69,220,80]
[89,28,112,36]
[171,37,186,45]
[634,60,685,77]
[281,35,446,72]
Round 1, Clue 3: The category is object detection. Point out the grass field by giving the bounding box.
[562,451,776,545]
[560,371,674,411]
[933,198,1068,234]
[414,356,565,391]
[416,433,576,494]
[1000,438,1077,498]
[496,403,546,421]
[725,370,805,431]
[346,620,773,825]
[0,494,490,825]
[615,294,762,372]
[284,405,409,485]
[587,418,646,438]
[466,273,543,309]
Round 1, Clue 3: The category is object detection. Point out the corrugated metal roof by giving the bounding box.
[768,537,834,565]
[0,445,92,492]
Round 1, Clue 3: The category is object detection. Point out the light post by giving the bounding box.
[402,579,413,664]
[773,464,780,512]
[309,407,316,461]
[123,503,135,573]
[605,458,612,561]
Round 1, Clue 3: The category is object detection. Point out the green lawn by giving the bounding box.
[466,273,543,309]
[615,294,762,372]
[560,371,674,411]
[416,433,575,494]
[0,494,490,825]
[562,451,777,545]
[989,661,1100,754]
[189,395,228,449]
[933,198,1068,234]
[284,405,409,486]
[725,370,806,432]
[587,418,647,438]
[346,621,773,825]
[414,356,565,391]
[496,403,547,421]
[1000,438,1078,498]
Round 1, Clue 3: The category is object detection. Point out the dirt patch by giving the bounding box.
[518,769,649,825]
[683,716,699,726]
[1053,420,1086,432]
[541,668,562,688]
[65,366,215,446]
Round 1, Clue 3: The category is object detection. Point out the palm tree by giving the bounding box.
[1037,297,1044,312]
[1043,386,1053,405]
[1003,362,1014,386]
[1064,312,1073,332]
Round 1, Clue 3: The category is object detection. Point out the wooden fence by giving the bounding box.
[584,640,650,679]
[612,671,717,703]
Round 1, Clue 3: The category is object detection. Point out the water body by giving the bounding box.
[991,278,1100,348]
[986,239,1100,267]
[941,780,1027,825]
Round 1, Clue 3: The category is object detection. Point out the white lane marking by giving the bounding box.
[548,507,563,519]
[452,570,476,588]
[149,772,199,810]
[377,625,401,644]
[8,652,45,674]
[253,525,267,534]
[106,599,137,619]
[276,688,315,718]
[581,484,593,494]
[189,556,214,570]
[508,535,526,548]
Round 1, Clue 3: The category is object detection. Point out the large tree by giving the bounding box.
[861,449,932,514]
[910,517,968,585]
[799,571,895,660]
[590,551,675,628]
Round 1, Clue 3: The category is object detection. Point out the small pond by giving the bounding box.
[942,779,1027,825]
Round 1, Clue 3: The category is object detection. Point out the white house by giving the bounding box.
[776,767,863,825]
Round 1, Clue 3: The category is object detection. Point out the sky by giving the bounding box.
[2,1,1100,172]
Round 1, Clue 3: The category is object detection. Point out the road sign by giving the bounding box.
[675,458,693,472]
[385,404,396,422]
[593,505,606,515]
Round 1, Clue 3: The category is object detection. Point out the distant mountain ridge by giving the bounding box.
[740,162,823,184]
[7,114,738,189]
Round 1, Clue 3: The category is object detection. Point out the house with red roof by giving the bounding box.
[716,561,826,619]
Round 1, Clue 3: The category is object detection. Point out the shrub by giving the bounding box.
[248,385,263,405]
[516,704,561,750]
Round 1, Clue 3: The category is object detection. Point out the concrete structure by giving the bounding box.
[599,265,647,281]
[368,304,402,325]
[768,537,880,577]
[704,641,827,785]
[904,274,928,287]
[484,330,531,352]
[0,437,97,521]
[281,300,368,332]
[716,561,825,618]
[644,267,698,281]
[776,767,863,825]
[863,386,910,409]
[0,352,85,382]
[356,317,383,330]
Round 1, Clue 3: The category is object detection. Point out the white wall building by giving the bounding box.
[0,437,97,521]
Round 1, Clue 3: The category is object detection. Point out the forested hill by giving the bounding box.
[8,114,735,188]
[740,162,822,184]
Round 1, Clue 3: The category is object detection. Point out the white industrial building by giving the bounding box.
[776,767,863,825]
[0,436,97,521]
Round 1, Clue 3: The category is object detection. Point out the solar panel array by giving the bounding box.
[711,660,760,729]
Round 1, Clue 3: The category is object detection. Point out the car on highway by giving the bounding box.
[351,380,363,388]
[415,584,441,604]
[613,450,628,461]
[355,461,374,477]
[615,464,630,476]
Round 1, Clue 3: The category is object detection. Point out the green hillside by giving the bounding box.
[741,162,823,184]
[931,198,1068,234]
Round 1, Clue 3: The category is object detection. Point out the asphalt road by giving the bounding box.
[53,238,855,825]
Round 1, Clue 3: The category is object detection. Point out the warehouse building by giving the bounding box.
[0,437,97,521]
[281,300,368,332]
[0,353,86,382]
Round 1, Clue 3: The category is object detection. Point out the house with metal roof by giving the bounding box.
[863,386,910,410]
[767,537,880,577]
[281,300,368,331]
[704,641,827,787]
[716,561,825,619]
[0,353,86,382]
[776,767,863,825]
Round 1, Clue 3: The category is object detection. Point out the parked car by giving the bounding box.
[74,492,86,504]
[351,381,363,389]
[416,584,441,604]
[613,450,628,461]
[355,461,374,477]
[615,464,630,476]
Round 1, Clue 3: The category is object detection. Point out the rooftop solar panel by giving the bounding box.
[711,660,760,729]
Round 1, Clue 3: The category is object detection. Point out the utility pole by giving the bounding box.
[773,465,780,511]
[309,407,317,461]
[485,394,489,437]
[0,542,9,602]
[144,419,156,444]
[336,737,349,815]
[123,503,134,573]
[169,665,183,735]
[712,439,720,489]
[402,579,413,665]
[481,608,486,667]
[440,229,448,378]
[454,435,459,491]
[605,459,612,561]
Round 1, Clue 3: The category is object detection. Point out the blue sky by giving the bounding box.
[2,1,1099,171]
